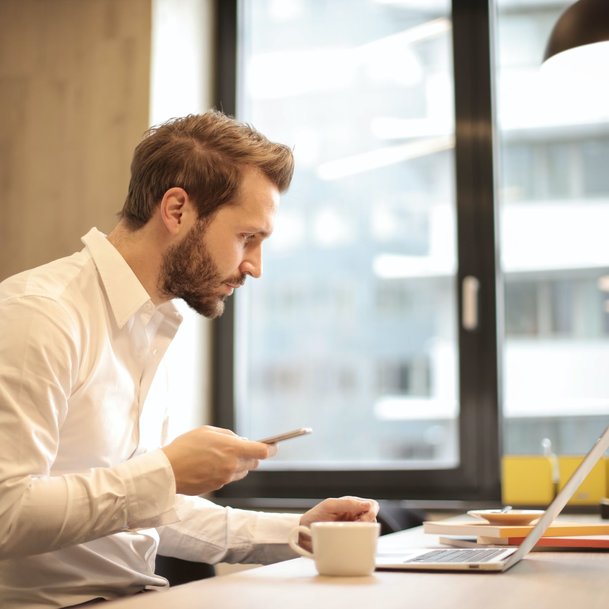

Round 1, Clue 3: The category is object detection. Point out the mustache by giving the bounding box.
[224,274,247,288]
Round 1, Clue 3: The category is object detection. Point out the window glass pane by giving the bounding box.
[235,0,457,469]
[582,139,609,197]
[495,0,609,454]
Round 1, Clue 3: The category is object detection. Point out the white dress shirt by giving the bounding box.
[0,228,299,608]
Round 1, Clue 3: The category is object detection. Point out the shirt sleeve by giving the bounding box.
[0,296,178,559]
[156,495,301,565]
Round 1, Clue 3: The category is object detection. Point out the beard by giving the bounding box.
[159,220,245,318]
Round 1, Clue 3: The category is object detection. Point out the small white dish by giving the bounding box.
[467,509,544,525]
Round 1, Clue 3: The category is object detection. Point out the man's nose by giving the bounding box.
[240,245,263,278]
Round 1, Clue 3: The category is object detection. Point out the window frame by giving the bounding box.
[211,0,503,502]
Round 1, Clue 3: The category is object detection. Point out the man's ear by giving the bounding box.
[159,187,190,235]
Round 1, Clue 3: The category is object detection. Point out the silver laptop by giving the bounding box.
[376,423,609,572]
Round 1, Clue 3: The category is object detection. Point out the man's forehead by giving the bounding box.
[215,193,277,233]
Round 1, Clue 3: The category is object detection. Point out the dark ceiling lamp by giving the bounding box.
[543,0,609,64]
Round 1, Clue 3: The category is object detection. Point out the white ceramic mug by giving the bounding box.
[288,521,380,576]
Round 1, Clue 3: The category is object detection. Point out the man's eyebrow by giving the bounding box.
[244,225,272,238]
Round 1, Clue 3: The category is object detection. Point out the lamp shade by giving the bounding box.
[543,0,609,63]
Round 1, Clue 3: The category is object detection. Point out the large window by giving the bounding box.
[495,0,609,455]
[213,0,609,502]
[236,0,459,470]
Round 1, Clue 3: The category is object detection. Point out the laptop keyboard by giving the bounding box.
[405,548,507,564]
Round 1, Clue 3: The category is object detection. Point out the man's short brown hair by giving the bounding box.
[120,110,295,229]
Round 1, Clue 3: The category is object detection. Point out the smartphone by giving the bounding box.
[257,427,313,444]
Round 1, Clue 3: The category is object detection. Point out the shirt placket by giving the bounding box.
[132,305,179,456]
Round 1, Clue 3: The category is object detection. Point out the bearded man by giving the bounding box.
[0,110,378,608]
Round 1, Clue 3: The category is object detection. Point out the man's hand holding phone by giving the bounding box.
[162,425,274,495]
[162,426,313,496]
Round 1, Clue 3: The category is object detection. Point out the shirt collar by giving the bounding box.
[81,227,181,329]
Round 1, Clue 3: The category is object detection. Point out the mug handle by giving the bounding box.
[288,525,314,559]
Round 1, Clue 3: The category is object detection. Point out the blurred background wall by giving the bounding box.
[0,0,151,280]
[0,0,215,435]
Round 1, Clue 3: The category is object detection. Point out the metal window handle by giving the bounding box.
[462,275,480,331]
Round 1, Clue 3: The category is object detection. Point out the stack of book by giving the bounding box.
[423,519,609,549]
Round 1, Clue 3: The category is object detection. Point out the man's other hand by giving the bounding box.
[298,496,380,552]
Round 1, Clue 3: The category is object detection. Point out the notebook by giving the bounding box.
[375,423,609,572]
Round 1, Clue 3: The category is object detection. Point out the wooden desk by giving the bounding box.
[105,526,609,609]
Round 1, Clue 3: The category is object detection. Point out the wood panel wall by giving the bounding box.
[0,0,151,280]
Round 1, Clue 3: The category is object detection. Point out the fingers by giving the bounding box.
[205,425,238,436]
[206,427,274,459]
[241,439,275,459]
[210,436,270,484]
[231,458,261,482]
[300,496,380,528]
[266,443,278,458]
[209,426,275,460]
[355,506,379,522]
[349,496,380,520]
[325,496,377,516]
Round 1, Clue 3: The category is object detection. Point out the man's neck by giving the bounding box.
[107,221,166,304]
